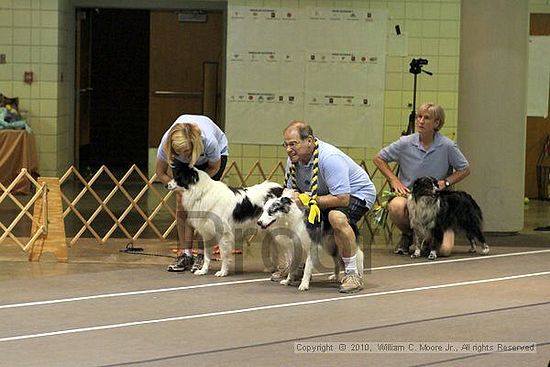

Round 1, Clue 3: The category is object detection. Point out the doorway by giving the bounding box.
[75,8,225,176]
[148,10,225,149]
[76,8,150,173]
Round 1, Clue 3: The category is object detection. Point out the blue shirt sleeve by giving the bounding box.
[203,137,221,162]
[321,154,351,196]
[157,131,169,162]
[448,142,469,171]
[378,136,405,163]
[284,159,293,189]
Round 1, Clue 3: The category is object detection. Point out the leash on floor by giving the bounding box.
[119,243,175,258]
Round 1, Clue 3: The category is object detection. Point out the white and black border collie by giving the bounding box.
[258,195,364,290]
[408,176,489,260]
[171,160,309,277]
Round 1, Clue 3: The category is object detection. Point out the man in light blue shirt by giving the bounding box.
[283,121,376,293]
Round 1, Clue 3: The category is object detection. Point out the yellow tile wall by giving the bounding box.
[0,0,72,177]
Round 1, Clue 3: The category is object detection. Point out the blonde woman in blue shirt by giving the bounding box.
[373,103,470,257]
[156,114,228,273]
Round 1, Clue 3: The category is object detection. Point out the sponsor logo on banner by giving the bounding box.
[278,9,296,21]
[273,94,298,104]
[248,8,276,20]
[308,52,328,63]
[248,51,277,62]
[346,11,358,21]
[329,9,345,21]
[245,93,275,103]
[231,11,244,19]
[309,9,327,20]
[231,53,243,62]
[324,96,338,106]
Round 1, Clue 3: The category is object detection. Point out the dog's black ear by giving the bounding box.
[280,196,292,206]
[411,177,421,192]
[270,196,292,214]
[171,160,198,189]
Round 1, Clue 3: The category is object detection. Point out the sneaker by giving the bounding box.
[190,254,204,273]
[167,253,194,272]
[394,233,413,255]
[339,273,364,293]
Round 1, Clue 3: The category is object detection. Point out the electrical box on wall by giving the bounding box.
[0,54,6,64]
[24,71,33,84]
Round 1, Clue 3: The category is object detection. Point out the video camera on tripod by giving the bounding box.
[403,57,433,135]
[409,58,429,74]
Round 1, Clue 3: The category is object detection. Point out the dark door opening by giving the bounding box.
[77,8,149,174]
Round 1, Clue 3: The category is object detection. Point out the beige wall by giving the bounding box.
[0,0,73,177]
[458,0,529,232]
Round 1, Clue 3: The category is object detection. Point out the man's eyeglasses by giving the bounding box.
[282,140,303,149]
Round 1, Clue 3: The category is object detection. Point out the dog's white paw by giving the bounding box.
[298,282,310,291]
[328,274,341,282]
[481,246,490,255]
[215,269,228,277]
[428,250,437,260]
[194,268,208,276]
[280,279,290,286]
[411,248,421,258]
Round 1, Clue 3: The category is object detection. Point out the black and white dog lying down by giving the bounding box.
[258,194,364,291]
[407,176,490,260]
[171,160,309,277]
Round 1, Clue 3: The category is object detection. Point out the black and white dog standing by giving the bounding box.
[408,176,490,260]
[171,160,309,277]
[258,195,364,291]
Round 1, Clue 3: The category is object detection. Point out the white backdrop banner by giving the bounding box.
[226,4,387,147]
[527,36,550,118]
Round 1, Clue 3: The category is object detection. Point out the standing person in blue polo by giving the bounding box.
[373,102,470,256]
[156,114,228,273]
[282,120,376,293]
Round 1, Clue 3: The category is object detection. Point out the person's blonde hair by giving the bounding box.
[164,123,203,165]
[418,102,446,131]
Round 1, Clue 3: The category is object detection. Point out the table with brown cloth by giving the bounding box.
[0,130,39,194]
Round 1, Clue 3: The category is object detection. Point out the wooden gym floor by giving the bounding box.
[0,201,548,366]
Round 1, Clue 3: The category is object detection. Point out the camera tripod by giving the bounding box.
[403,58,433,135]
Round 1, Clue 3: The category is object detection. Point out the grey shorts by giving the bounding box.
[320,195,369,232]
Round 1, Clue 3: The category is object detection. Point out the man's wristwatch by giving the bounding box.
[444,179,451,188]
